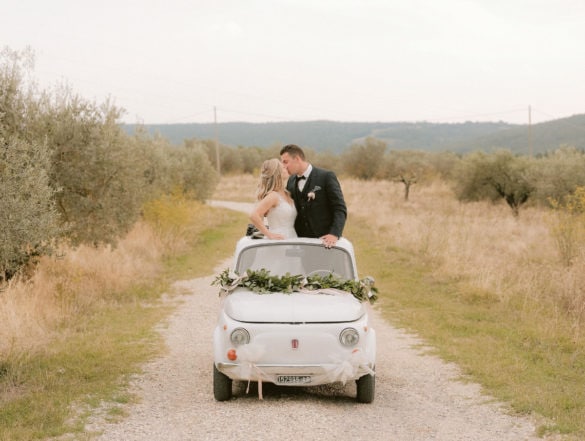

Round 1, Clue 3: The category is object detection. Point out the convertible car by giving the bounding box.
[212,236,377,403]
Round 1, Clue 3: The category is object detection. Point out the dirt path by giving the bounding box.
[89,201,545,441]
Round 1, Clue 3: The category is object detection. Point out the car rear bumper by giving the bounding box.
[216,360,375,385]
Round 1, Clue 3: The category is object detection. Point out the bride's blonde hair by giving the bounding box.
[256,158,286,201]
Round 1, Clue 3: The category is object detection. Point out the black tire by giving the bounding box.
[213,363,232,401]
[356,372,375,403]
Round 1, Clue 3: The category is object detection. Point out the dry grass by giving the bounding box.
[343,178,585,329]
[0,196,221,358]
[212,173,257,203]
[340,177,585,436]
[0,222,162,357]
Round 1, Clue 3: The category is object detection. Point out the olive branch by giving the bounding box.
[212,268,378,304]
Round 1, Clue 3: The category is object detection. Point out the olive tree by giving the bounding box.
[341,137,387,180]
[33,88,151,245]
[239,146,263,174]
[380,150,435,201]
[0,47,35,140]
[0,137,61,281]
[532,146,585,206]
[167,144,219,201]
[0,48,62,280]
[455,149,535,216]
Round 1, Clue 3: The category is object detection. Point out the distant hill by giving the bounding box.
[448,114,585,155]
[122,114,585,155]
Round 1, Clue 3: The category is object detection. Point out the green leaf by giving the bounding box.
[212,268,378,304]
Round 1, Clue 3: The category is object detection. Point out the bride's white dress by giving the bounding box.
[266,193,297,238]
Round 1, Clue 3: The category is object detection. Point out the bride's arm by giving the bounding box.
[249,193,284,240]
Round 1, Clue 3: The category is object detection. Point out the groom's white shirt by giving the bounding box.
[297,164,312,192]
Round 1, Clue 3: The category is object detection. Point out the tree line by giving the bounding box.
[3,47,585,281]
[211,136,585,216]
[1,48,217,281]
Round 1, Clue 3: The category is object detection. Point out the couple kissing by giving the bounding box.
[249,144,347,249]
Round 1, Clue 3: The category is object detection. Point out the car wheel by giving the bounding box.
[213,363,232,401]
[356,371,375,403]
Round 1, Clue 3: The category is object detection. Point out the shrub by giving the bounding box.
[341,137,386,180]
[142,193,218,254]
[33,90,150,246]
[0,137,61,281]
[454,149,535,216]
[167,145,219,201]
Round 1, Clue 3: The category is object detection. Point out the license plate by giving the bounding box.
[276,375,312,385]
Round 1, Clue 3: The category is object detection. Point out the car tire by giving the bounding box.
[213,363,232,401]
[356,371,375,403]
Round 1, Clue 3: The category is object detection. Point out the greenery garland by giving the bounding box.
[212,268,378,304]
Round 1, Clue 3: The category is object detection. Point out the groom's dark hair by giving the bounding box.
[280,144,305,160]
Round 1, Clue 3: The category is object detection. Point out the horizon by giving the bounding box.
[123,113,581,127]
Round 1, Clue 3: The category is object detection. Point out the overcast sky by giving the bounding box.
[2,0,584,125]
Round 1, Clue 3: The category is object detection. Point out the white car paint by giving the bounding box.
[213,237,377,402]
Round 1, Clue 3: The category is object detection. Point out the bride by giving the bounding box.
[249,158,297,239]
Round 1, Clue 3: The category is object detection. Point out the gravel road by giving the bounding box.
[89,201,545,441]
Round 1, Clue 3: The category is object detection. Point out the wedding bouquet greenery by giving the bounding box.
[212,268,378,304]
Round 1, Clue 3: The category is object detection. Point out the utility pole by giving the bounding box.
[214,106,220,175]
[528,105,533,157]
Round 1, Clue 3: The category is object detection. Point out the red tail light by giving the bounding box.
[291,339,299,350]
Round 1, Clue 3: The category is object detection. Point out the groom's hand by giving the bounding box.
[320,234,338,248]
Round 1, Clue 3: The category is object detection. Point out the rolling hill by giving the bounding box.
[122,114,585,155]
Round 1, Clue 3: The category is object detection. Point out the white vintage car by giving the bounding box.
[212,236,377,403]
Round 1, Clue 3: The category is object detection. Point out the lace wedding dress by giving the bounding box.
[266,193,297,238]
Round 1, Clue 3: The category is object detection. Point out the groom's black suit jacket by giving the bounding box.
[287,166,347,238]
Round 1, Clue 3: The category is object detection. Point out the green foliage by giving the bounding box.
[0,137,61,280]
[35,90,149,246]
[532,146,585,206]
[0,48,62,280]
[130,128,175,198]
[238,146,263,174]
[168,144,219,200]
[0,47,35,140]
[212,268,378,304]
[379,150,437,200]
[0,47,222,278]
[454,149,535,216]
[342,137,387,180]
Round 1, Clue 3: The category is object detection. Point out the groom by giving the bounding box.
[280,144,347,248]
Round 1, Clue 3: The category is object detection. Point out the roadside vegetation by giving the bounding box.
[0,199,244,440]
[2,45,585,439]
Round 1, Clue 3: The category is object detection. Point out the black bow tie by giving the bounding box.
[296,175,306,181]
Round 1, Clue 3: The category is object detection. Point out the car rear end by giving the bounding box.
[213,290,376,393]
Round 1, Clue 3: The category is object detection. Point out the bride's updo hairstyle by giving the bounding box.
[257,158,286,201]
